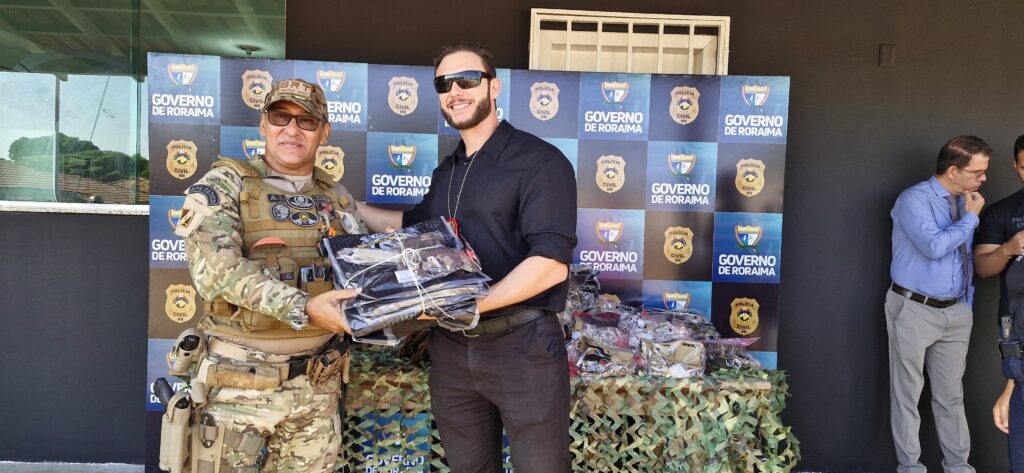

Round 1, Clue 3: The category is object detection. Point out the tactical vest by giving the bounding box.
[200,157,349,339]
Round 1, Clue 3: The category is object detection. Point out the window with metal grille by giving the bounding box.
[529,9,730,75]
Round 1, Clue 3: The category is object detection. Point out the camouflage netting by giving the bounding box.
[341,350,800,473]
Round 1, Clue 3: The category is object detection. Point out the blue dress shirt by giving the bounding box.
[890,176,978,303]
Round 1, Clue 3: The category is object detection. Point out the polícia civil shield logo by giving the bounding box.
[595,155,626,193]
[164,284,197,324]
[735,158,766,197]
[601,81,629,103]
[388,144,417,170]
[730,297,760,336]
[663,226,694,264]
[735,225,763,249]
[243,139,265,159]
[596,220,625,244]
[165,140,198,180]
[387,76,419,116]
[317,69,346,93]
[529,82,560,121]
[669,86,700,125]
[668,153,696,177]
[663,292,691,311]
[167,63,197,86]
[741,84,770,108]
[241,70,273,110]
[316,145,345,182]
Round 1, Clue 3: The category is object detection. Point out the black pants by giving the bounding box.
[427,314,570,473]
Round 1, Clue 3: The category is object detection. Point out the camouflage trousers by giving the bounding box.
[201,364,343,472]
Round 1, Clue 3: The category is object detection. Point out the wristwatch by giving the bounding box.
[285,294,310,330]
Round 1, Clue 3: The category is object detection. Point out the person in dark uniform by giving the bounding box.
[357,42,578,473]
[974,134,1024,472]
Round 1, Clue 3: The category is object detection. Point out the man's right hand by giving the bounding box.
[306,288,361,334]
[965,191,985,215]
[1002,230,1024,258]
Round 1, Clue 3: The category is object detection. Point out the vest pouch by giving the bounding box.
[238,307,288,332]
[275,256,299,288]
[237,251,297,332]
[303,280,333,297]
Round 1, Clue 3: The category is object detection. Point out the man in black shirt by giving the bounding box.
[973,134,1024,471]
[358,42,577,473]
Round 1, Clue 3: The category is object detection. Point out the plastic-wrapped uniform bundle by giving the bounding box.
[570,310,637,381]
[321,218,489,345]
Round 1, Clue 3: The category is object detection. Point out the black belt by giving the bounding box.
[890,282,958,309]
[286,335,350,380]
[452,308,550,337]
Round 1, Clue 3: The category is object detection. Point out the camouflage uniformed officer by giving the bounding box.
[172,79,365,473]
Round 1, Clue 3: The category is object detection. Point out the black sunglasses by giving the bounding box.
[433,70,494,93]
[265,109,322,131]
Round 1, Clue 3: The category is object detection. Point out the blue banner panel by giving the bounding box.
[718,76,790,144]
[148,268,202,339]
[575,208,646,280]
[293,60,368,131]
[145,339,179,412]
[148,54,221,125]
[642,280,713,321]
[220,57,294,127]
[368,65,439,134]
[149,195,187,269]
[710,282,780,355]
[578,73,651,141]
[148,123,221,196]
[577,139,648,210]
[712,212,783,284]
[648,74,721,142]
[321,131,368,202]
[365,132,438,205]
[643,210,715,282]
[509,70,581,138]
[645,140,718,212]
[715,143,787,213]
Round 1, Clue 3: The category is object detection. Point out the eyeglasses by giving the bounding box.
[265,109,322,131]
[433,70,494,93]
[960,168,987,178]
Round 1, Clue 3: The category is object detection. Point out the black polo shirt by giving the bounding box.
[976,188,1024,317]
[403,121,578,314]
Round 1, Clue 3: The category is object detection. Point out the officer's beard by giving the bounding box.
[442,89,493,131]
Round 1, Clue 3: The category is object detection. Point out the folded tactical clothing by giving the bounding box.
[323,218,488,344]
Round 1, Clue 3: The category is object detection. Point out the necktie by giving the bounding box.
[946,194,970,298]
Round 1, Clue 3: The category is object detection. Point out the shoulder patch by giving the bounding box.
[187,184,220,206]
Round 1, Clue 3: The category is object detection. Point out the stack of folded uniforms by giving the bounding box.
[322,218,490,345]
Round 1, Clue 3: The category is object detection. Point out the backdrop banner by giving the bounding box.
[145,52,790,470]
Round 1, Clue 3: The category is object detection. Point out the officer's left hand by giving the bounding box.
[993,384,1012,434]
[306,288,361,334]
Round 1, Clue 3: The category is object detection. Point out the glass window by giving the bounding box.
[0,0,285,206]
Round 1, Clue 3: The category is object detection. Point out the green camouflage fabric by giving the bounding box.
[206,374,342,472]
[175,156,364,329]
[263,79,328,122]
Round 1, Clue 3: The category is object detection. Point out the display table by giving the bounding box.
[341,350,800,472]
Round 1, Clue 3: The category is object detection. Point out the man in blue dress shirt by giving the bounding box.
[887,135,992,473]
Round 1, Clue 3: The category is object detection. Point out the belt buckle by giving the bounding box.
[456,327,481,338]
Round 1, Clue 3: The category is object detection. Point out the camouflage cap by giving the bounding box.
[262,79,328,122]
